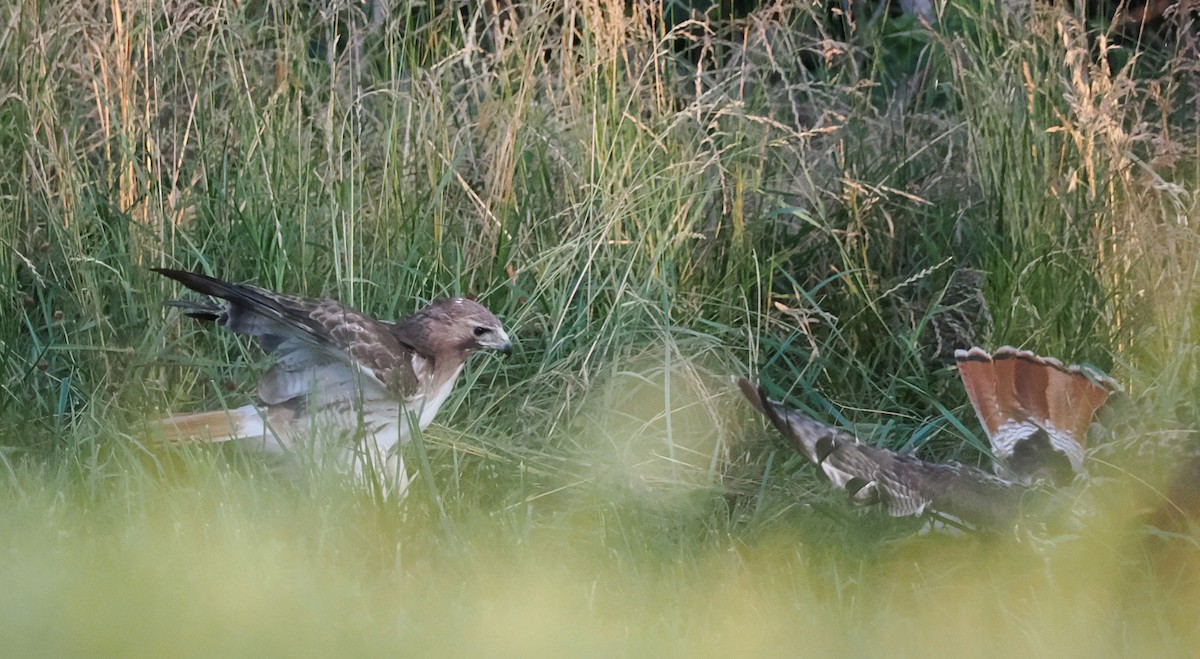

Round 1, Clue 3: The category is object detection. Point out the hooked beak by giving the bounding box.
[491,331,513,357]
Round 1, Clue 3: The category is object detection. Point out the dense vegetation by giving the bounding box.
[1,0,1197,654]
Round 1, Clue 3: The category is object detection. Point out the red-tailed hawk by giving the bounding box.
[955,347,1117,485]
[740,347,1119,530]
[149,268,512,493]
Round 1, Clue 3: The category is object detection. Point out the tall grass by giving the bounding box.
[1,0,1198,654]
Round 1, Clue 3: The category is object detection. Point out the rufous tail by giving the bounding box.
[146,404,265,443]
[955,346,1118,480]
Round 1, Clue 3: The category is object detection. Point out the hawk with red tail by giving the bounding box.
[955,346,1118,485]
[741,347,1119,530]
[149,268,512,493]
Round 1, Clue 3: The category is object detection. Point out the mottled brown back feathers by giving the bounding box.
[738,378,1025,530]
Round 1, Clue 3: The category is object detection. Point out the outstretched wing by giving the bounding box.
[740,378,1025,530]
[155,268,423,405]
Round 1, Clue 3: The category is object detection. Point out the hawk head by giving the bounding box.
[406,297,512,357]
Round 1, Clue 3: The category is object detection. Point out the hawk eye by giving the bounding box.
[473,326,491,337]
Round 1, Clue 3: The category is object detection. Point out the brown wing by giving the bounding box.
[155,269,421,403]
[740,378,1025,530]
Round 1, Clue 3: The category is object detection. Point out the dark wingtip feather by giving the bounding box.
[163,299,222,322]
[737,377,766,414]
[154,268,234,320]
[739,380,800,451]
[152,268,232,298]
[150,267,197,284]
[738,377,797,450]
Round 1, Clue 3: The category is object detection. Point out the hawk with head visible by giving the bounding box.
[149,268,512,494]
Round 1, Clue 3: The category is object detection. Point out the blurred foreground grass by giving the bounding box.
[1,445,1195,657]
